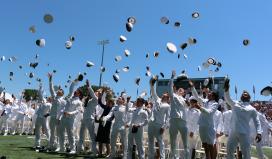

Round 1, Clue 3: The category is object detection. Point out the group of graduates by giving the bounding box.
[1,70,272,159]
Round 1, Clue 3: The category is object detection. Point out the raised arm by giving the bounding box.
[67,79,78,98]
[38,83,44,102]
[86,80,98,102]
[169,70,176,102]
[223,78,236,107]
[150,78,159,101]
[98,92,107,109]
[48,73,56,98]
[188,80,205,105]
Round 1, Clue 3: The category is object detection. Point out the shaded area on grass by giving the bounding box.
[0,136,103,159]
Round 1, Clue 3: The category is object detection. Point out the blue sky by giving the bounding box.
[0,0,272,100]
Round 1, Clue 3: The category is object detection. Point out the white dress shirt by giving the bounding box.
[224,91,262,135]
[192,87,219,128]
[223,110,232,135]
[187,107,200,134]
[169,78,188,121]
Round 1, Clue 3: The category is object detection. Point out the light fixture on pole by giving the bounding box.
[97,40,109,87]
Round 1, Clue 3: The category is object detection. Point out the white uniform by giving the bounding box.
[12,101,28,134]
[35,101,51,147]
[224,91,262,159]
[187,107,200,157]
[214,110,223,136]
[252,112,272,159]
[222,110,232,136]
[127,106,148,159]
[0,104,12,135]
[148,84,170,159]
[104,104,128,158]
[169,78,189,159]
[48,78,67,149]
[77,86,98,153]
[25,106,35,134]
[192,87,219,145]
[59,81,82,153]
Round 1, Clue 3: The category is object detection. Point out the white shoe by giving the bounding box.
[69,150,76,154]
[55,148,65,153]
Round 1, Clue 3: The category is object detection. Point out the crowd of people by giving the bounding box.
[1,71,272,159]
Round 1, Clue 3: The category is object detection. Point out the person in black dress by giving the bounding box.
[96,91,114,157]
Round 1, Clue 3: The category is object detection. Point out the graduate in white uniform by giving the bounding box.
[148,77,170,159]
[213,109,224,157]
[77,80,99,155]
[48,73,67,151]
[58,78,83,154]
[252,103,272,159]
[169,70,190,159]
[24,103,36,135]
[189,80,219,159]
[11,94,28,135]
[102,95,129,158]
[127,97,148,159]
[0,93,13,136]
[187,96,201,159]
[222,108,232,136]
[224,78,262,159]
[34,83,51,148]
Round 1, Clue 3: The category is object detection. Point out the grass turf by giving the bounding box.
[1,135,272,159]
[0,135,102,159]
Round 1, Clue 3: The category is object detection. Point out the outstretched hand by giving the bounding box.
[171,70,176,79]
[86,79,90,87]
[224,77,230,92]
[149,76,157,86]
[188,80,194,87]
[47,73,52,80]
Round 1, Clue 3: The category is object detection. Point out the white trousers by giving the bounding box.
[0,115,10,133]
[256,140,265,159]
[227,132,251,159]
[110,123,127,158]
[12,115,25,134]
[49,117,60,149]
[127,126,144,159]
[148,121,165,159]
[78,118,97,153]
[59,116,76,151]
[35,117,50,147]
[169,118,189,159]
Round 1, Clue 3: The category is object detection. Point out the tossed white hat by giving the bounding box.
[167,42,177,53]
[120,35,127,42]
[65,41,72,49]
[36,39,45,47]
[124,49,131,57]
[86,61,95,67]
[113,74,120,82]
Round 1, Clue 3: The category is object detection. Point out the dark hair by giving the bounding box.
[75,89,84,100]
[210,91,219,102]
[137,97,146,104]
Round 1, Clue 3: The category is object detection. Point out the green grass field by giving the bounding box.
[0,135,272,159]
[0,135,100,159]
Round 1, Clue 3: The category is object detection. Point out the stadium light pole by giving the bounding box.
[97,40,109,87]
